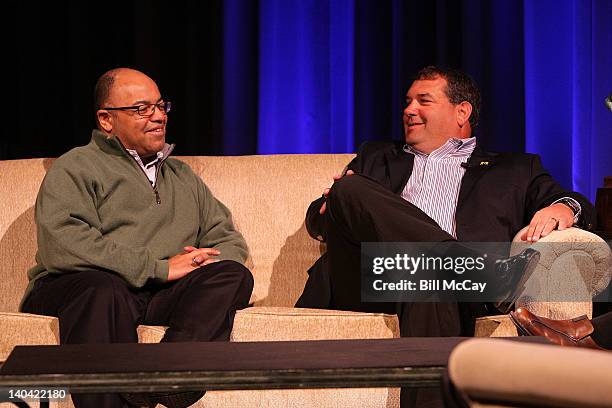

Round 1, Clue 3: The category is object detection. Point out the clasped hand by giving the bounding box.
[167,246,220,281]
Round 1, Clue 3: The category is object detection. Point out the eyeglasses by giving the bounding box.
[102,101,172,117]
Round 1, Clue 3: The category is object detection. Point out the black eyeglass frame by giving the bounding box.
[101,101,172,117]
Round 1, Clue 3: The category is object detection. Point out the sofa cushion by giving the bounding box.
[0,159,51,314]
[474,314,518,337]
[0,312,168,362]
[137,325,167,344]
[202,388,400,408]
[231,307,400,341]
[176,155,354,307]
[207,306,400,408]
[0,312,59,361]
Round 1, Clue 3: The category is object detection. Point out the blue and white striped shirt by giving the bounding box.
[401,138,476,238]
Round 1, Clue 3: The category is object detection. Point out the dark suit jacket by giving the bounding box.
[297,141,596,308]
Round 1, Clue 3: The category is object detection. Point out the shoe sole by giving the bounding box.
[494,250,540,313]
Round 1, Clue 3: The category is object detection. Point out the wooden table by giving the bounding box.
[0,337,543,406]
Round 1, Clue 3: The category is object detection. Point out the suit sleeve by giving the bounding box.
[305,148,365,242]
[524,155,595,230]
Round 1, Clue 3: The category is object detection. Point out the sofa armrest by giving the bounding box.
[448,338,612,408]
[0,312,60,362]
[510,227,612,319]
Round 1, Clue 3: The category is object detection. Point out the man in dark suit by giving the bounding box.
[297,66,595,338]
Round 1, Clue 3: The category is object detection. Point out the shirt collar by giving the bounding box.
[126,149,165,168]
[404,137,476,158]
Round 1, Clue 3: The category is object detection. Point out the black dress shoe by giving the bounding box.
[493,248,540,314]
[153,390,205,408]
[121,390,205,408]
[120,392,156,407]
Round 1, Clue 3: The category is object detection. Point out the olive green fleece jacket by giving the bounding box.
[21,130,248,309]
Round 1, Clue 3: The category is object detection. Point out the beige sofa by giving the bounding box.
[1,155,610,408]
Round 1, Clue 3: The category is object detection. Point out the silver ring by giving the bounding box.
[192,257,199,266]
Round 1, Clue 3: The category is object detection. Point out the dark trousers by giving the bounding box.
[22,260,253,408]
[325,175,485,408]
[592,311,612,349]
[325,174,476,332]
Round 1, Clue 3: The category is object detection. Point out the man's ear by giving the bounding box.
[96,110,114,133]
[456,101,473,128]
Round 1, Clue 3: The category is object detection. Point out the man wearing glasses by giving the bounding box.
[21,68,253,408]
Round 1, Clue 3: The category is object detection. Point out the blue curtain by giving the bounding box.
[7,0,611,202]
[222,0,611,200]
[524,0,612,200]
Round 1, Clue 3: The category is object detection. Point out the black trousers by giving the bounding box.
[325,175,488,408]
[592,311,612,349]
[22,260,253,408]
[325,174,487,333]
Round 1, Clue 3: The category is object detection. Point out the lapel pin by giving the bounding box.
[480,161,489,166]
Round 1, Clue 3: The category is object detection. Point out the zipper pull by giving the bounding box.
[154,190,161,205]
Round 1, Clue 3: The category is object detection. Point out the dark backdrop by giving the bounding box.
[8,0,224,158]
[5,0,525,158]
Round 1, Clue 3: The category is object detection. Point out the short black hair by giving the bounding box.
[93,68,121,111]
[415,66,481,128]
